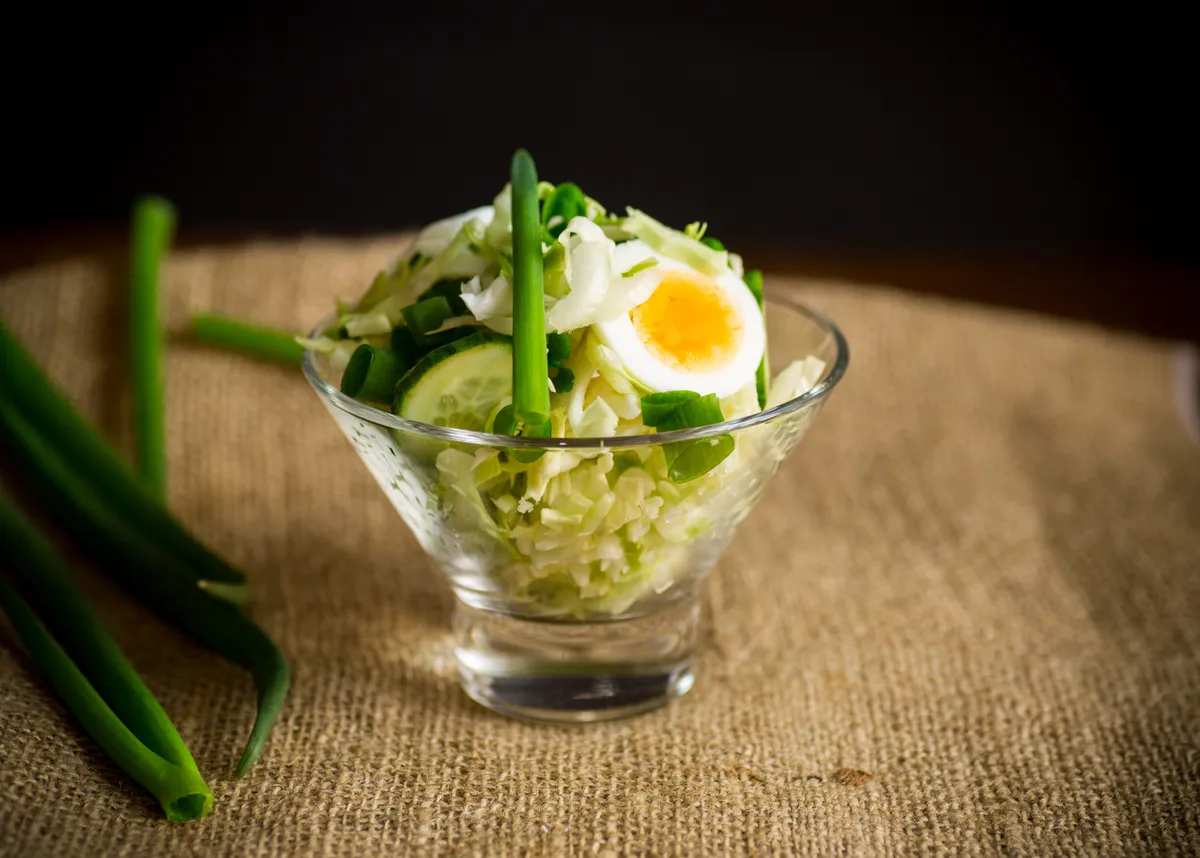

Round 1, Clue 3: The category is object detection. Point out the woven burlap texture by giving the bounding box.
[1,239,1197,857]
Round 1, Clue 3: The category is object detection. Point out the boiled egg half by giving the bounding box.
[592,241,765,398]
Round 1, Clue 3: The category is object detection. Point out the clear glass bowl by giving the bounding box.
[303,294,848,722]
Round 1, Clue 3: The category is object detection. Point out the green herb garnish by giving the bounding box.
[640,391,734,483]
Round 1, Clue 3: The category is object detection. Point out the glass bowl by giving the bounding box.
[303,293,848,723]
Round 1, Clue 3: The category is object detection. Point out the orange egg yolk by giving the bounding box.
[629,271,742,373]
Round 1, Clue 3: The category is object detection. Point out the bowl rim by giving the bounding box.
[302,291,849,449]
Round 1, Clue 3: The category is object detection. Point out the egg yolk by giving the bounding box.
[629,271,742,373]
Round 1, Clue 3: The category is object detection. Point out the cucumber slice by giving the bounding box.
[394,331,513,433]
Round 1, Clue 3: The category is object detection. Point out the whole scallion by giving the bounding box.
[0,498,213,822]
[508,149,551,434]
[489,151,554,463]
[0,392,287,777]
[0,319,246,589]
[129,196,176,498]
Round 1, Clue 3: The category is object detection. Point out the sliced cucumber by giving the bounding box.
[394,331,513,433]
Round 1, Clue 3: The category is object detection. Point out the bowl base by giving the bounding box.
[459,665,695,724]
[453,597,699,724]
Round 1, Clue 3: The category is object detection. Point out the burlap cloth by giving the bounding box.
[1,238,1197,857]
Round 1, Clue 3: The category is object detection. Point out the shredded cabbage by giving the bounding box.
[299,335,360,376]
[421,353,827,617]
[621,208,729,275]
[459,274,515,335]
[455,217,660,336]
[765,357,827,408]
[413,206,494,259]
[343,312,393,338]
[483,187,512,255]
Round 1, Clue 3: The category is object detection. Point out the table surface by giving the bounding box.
[1,229,1199,856]
[1,224,1197,343]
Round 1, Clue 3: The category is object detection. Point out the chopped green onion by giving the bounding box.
[491,405,543,464]
[743,270,769,408]
[191,313,304,365]
[640,390,704,425]
[683,221,708,241]
[340,344,408,403]
[743,269,764,305]
[622,258,659,278]
[402,296,453,337]
[640,391,734,483]
[662,434,734,483]
[498,255,514,279]
[0,401,288,776]
[390,325,420,365]
[400,296,470,351]
[0,319,246,587]
[551,366,575,394]
[419,278,469,315]
[700,236,725,252]
[0,498,213,821]
[129,196,176,498]
[509,149,551,436]
[546,332,571,368]
[541,182,588,241]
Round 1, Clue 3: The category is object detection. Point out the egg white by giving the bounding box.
[593,241,765,398]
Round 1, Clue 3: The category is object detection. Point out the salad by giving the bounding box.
[306,152,826,617]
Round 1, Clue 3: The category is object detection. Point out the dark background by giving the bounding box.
[2,3,1196,335]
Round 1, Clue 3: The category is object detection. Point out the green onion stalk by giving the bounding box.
[491,149,552,461]
[191,313,305,365]
[129,196,176,498]
[0,498,213,822]
[0,319,247,594]
[0,321,288,776]
[640,391,734,483]
[508,149,551,434]
[340,343,408,402]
